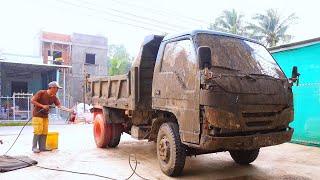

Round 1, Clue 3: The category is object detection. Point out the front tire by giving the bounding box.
[229,149,260,165]
[157,122,186,177]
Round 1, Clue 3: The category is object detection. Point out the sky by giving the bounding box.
[0,0,319,57]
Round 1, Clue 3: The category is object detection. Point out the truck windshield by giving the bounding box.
[195,34,285,79]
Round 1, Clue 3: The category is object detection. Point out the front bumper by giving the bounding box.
[204,106,294,131]
[199,128,293,151]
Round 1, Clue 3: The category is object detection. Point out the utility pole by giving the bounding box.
[83,68,86,116]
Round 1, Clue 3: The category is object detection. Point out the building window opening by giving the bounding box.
[48,50,63,65]
[11,81,28,95]
[85,53,95,64]
[53,51,62,60]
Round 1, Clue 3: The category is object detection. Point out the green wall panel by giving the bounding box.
[272,43,320,145]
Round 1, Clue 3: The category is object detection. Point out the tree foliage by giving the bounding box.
[247,9,297,47]
[108,44,132,76]
[209,9,247,36]
[208,9,297,47]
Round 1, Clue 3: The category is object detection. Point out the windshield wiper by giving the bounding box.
[249,73,279,79]
[243,74,256,81]
[211,65,240,72]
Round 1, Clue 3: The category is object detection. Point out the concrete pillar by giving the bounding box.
[63,68,66,106]
[56,68,60,99]
[0,64,2,96]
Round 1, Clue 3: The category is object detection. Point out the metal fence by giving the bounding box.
[0,93,32,121]
[0,93,69,122]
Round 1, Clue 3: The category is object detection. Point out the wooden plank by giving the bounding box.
[106,80,111,98]
[99,80,102,97]
[116,79,121,99]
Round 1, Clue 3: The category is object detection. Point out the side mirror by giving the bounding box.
[291,66,300,85]
[198,46,212,69]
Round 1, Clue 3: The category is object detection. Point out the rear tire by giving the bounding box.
[108,124,122,148]
[157,122,186,177]
[93,113,112,148]
[229,149,260,165]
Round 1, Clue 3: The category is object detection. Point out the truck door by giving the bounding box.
[152,37,200,144]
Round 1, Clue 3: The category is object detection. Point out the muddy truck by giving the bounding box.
[86,30,299,176]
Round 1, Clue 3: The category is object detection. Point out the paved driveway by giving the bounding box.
[1,124,319,179]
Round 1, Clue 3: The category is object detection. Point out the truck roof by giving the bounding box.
[163,29,262,46]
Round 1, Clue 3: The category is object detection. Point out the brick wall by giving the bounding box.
[42,42,71,65]
[41,32,71,65]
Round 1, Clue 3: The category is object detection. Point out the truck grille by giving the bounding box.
[245,120,272,127]
[242,112,276,127]
[242,112,276,118]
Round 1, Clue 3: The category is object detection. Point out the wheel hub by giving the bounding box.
[159,136,170,162]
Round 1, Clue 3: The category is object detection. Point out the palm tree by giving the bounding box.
[247,9,297,47]
[209,9,247,36]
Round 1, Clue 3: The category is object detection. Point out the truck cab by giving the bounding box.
[86,30,298,177]
[153,30,294,147]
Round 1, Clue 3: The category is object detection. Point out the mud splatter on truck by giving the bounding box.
[86,30,300,177]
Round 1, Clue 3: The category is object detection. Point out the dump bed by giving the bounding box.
[86,68,137,110]
[86,35,164,111]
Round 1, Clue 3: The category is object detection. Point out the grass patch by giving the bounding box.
[0,122,31,127]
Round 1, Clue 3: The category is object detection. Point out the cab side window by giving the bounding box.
[161,39,197,90]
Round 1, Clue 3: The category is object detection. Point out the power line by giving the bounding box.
[54,0,180,32]
[77,0,189,30]
[106,0,210,25]
[51,0,169,33]
[54,0,175,32]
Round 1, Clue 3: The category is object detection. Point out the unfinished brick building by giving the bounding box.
[40,32,72,65]
[39,31,108,107]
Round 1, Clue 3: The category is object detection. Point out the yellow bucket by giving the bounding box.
[46,132,59,150]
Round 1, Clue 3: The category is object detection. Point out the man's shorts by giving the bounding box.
[32,117,49,135]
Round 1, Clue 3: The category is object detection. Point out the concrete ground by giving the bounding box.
[1,124,320,180]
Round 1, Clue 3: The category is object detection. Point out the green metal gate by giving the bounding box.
[272,43,320,146]
[291,82,320,145]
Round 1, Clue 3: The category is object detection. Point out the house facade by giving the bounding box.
[0,53,70,121]
[0,31,108,121]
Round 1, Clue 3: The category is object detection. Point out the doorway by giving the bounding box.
[11,81,28,95]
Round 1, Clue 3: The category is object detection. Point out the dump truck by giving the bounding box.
[86,30,299,176]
